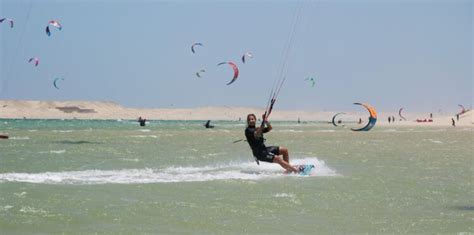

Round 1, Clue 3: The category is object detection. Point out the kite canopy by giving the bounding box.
[456,104,466,116]
[28,57,39,66]
[191,42,203,54]
[46,20,62,36]
[399,107,407,121]
[331,112,345,127]
[53,77,65,89]
[241,52,253,63]
[195,69,206,78]
[217,61,239,85]
[304,77,315,87]
[351,103,377,131]
[0,18,14,28]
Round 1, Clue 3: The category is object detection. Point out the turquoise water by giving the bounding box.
[0,119,472,234]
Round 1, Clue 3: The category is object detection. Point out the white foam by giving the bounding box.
[0,157,338,185]
[275,129,303,133]
[315,130,336,133]
[273,193,295,198]
[139,129,151,132]
[130,135,158,138]
[10,136,30,140]
[425,139,443,144]
[52,130,74,133]
[1,205,13,211]
[50,150,66,154]
[14,192,27,198]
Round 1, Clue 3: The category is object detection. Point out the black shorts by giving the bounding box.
[255,146,280,163]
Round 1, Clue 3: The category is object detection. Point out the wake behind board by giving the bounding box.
[293,164,315,176]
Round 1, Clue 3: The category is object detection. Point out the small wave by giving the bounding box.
[139,129,151,132]
[425,139,443,144]
[130,135,158,138]
[275,130,304,133]
[273,193,295,198]
[0,157,338,185]
[52,130,74,133]
[273,193,301,204]
[50,150,66,154]
[1,205,13,211]
[14,192,27,198]
[10,136,30,140]
[19,207,54,217]
[315,130,335,133]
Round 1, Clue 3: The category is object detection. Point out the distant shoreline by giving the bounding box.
[0,100,471,126]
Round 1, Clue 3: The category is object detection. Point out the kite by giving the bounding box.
[191,42,203,54]
[331,112,345,127]
[241,52,253,63]
[196,69,206,78]
[53,77,65,89]
[217,61,239,85]
[0,18,14,28]
[399,107,407,121]
[46,20,62,36]
[28,57,39,66]
[351,103,377,131]
[304,77,316,87]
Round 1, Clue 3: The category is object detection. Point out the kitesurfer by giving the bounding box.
[452,118,456,127]
[245,113,299,173]
[204,120,214,128]
[138,117,146,127]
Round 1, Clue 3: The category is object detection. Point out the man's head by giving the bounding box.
[247,113,257,127]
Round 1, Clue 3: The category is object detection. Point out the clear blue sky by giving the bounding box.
[1,0,472,113]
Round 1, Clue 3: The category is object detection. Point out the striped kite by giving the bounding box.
[352,103,377,131]
[46,20,62,36]
[217,61,239,85]
[28,57,39,66]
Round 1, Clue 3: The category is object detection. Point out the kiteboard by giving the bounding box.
[0,134,8,139]
[290,164,315,176]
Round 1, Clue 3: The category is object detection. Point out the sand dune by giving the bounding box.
[0,100,471,127]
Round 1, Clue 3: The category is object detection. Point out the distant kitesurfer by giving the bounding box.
[138,117,146,127]
[452,118,456,127]
[204,120,214,128]
[245,113,299,173]
[388,116,391,123]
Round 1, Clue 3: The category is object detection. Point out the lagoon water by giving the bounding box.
[0,119,472,234]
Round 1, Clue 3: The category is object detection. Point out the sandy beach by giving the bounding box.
[0,100,471,127]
